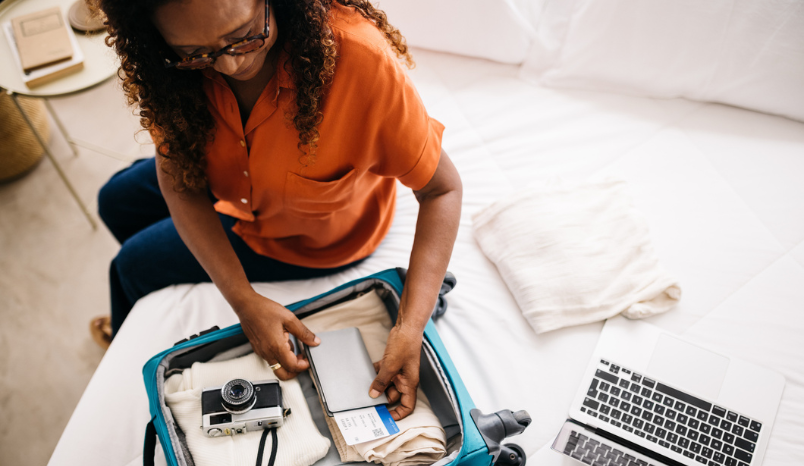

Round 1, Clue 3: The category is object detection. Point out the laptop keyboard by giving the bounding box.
[581,360,762,466]
[562,429,659,466]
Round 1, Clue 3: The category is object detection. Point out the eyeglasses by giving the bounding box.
[163,0,270,70]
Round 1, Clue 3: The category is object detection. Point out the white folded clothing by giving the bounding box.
[319,391,447,466]
[472,178,681,334]
[301,290,447,466]
[164,352,330,466]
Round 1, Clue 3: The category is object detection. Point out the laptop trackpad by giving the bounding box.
[647,334,730,400]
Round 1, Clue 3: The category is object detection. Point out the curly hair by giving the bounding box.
[95,0,413,192]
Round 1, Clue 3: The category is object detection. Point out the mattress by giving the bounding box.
[48,48,804,466]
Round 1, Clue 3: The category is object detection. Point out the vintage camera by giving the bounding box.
[201,378,288,437]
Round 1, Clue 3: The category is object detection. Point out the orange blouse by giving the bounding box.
[178,4,444,268]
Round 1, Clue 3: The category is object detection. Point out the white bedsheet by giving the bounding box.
[49,48,804,466]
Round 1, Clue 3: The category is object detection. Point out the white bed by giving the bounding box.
[48,47,804,466]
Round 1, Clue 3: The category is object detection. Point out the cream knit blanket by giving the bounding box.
[164,352,330,466]
[301,290,447,466]
[473,178,681,334]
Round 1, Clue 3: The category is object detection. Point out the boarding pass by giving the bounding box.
[333,405,400,445]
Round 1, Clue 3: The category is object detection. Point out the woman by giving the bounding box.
[92,0,462,420]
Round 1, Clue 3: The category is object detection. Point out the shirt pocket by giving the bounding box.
[284,168,358,219]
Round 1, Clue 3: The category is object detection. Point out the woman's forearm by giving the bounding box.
[398,151,463,333]
[155,155,256,311]
[156,157,319,376]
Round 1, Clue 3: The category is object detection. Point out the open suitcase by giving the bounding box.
[142,268,531,466]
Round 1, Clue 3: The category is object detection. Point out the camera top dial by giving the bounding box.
[221,379,257,414]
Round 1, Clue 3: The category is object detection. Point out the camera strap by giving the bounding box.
[144,417,279,466]
[255,427,278,466]
[143,417,157,466]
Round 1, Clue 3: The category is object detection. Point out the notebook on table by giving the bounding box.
[3,7,84,88]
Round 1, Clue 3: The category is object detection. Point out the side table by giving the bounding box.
[0,0,120,229]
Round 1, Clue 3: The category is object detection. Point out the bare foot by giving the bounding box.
[90,316,112,349]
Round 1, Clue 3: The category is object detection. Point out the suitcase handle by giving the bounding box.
[395,268,457,321]
[173,325,221,346]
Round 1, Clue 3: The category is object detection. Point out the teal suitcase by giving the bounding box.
[142,268,530,466]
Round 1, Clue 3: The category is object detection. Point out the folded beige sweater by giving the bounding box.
[473,178,681,334]
[301,290,447,466]
[164,352,330,466]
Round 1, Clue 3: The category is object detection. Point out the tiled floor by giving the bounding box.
[0,79,153,465]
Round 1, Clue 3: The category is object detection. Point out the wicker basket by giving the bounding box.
[0,93,51,182]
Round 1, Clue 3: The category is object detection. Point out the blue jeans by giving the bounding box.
[98,158,363,336]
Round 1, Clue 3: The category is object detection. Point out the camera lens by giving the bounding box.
[229,383,246,399]
[221,379,257,414]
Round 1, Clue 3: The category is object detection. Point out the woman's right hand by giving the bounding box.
[235,293,320,380]
[153,155,319,375]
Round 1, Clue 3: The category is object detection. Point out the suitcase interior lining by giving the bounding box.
[154,279,465,466]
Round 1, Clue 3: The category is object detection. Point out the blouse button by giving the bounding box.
[240,198,248,204]
[243,171,249,177]
[240,140,246,147]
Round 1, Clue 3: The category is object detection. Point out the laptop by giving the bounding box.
[551,316,785,466]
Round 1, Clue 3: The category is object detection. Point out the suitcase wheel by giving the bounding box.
[495,443,526,466]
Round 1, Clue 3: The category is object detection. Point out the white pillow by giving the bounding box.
[377,0,535,64]
[520,0,804,122]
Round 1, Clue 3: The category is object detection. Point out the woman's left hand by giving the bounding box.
[369,324,423,421]
[368,149,462,421]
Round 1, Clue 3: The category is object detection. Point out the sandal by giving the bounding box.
[90,316,112,349]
